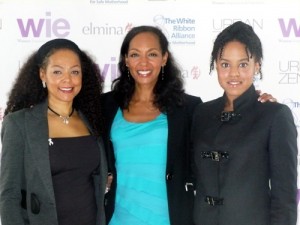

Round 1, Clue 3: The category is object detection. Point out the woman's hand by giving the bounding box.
[256,90,277,103]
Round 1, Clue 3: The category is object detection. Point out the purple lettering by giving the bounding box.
[17,12,70,38]
[17,18,44,37]
[102,64,110,79]
[52,19,70,37]
[46,12,51,37]
[278,18,300,37]
[100,57,119,81]
[110,57,117,80]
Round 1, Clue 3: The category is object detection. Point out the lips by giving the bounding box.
[59,87,73,92]
[228,81,241,86]
[137,70,151,76]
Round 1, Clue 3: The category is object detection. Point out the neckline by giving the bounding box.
[118,108,163,124]
[49,135,92,139]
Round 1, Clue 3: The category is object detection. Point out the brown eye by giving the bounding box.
[240,63,248,68]
[221,63,229,68]
[53,70,62,75]
[71,70,81,75]
[149,52,158,57]
[129,53,139,58]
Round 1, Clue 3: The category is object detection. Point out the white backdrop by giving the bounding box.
[0,0,299,224]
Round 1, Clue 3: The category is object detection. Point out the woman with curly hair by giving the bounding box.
[0,38,107,225]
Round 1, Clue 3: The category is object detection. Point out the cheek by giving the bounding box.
[241,70,255,82]
[216,65,227,75]
[125,62,134,73]
[73,76,83,85]
[46,77,60,85]
[128,61,138,69]
[217,74,226,88]
[245,75,254,83]
[127,62,134,70]
[217,69,228,81]
[217,71,230,89]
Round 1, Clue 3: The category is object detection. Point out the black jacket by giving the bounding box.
[101,91,201,225]
[192,85,298,225]
[0,101,107,225]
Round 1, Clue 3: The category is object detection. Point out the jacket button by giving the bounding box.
[166,173,173,180]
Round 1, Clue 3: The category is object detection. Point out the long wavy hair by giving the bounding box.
[112,25,185,113]
[4,39,103,135]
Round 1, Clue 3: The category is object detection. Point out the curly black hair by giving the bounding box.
[210,21,263,79]
[4,40,103,136]
[112,25,185,113]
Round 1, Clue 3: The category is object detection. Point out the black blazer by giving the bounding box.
[0,100,107,225]
[101,91,202,225]
[192,85,298,225]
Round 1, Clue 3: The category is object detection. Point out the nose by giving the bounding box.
[229,67,240,77]
[62,72,72,82]
[139,55,148,65]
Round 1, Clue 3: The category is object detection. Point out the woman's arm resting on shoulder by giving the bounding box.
[256,90,277,103]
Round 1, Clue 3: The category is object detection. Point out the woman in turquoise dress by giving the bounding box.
[101,26,201,225]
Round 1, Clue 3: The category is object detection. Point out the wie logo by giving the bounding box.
[278,18,300,38]
[100,57,119,81]
[17,12,70,38]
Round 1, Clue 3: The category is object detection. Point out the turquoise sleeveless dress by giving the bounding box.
[108,108,170,225]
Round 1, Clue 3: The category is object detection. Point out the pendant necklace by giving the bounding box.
[48,106,74,125]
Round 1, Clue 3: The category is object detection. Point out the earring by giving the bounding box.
[255,71,262,80]
[127,69,130,79]
[42,81,46,88]
[161,66,164,80]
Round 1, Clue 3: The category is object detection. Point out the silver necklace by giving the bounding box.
[48,106,74,125]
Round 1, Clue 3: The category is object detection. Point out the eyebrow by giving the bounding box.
[50,64,81,68]
[128,48,160,52]
[219,57,249,62]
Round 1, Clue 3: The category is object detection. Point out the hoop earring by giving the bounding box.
[161,66,164,80]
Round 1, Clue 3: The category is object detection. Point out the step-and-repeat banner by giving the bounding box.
[0,0,299,223]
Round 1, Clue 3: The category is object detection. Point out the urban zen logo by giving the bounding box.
[17,12,70,38]
[278,18,300,38]
[278,60,300,85]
